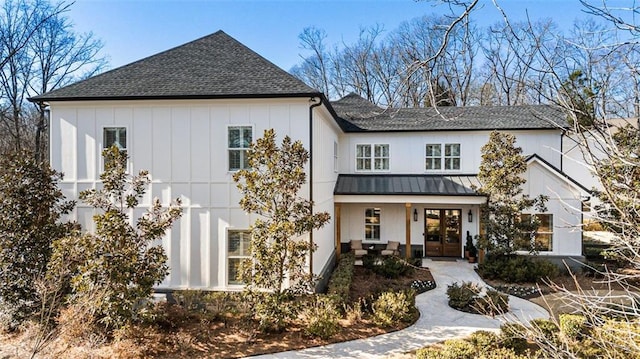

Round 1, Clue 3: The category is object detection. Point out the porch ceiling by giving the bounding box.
[334,174,483,196]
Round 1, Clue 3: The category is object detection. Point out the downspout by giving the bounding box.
[560,130,564,172]
[309,97,322,277]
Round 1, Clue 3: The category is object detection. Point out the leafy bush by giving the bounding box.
[48,147,182,331]
[499,323,528,354]
[327,252,355,305]
[416,346,442,359]
[303,295,341,339]
[474,289,509,315]
[447,282,480,311]
[559,314,587,340]
[476,347,529,359]
[365,255,413,279]
[530,318,559,341]
[469,330,499,350]
[593,319,640,358]
[249,292,299,333]
[477,255,559,283]
[372,290,415,326]
[0,154,74,328]
[440,339,476,359]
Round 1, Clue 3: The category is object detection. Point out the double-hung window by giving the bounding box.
[365,208,381,240]
[228,126,252,171]
[425,143,460,171]
[519,214,553,251]
[227,230,251,285]
[356,144,389,171]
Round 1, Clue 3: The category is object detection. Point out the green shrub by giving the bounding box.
[372,290,415,326]
[327,252,355,305]
[365,256,413,279]
[474,289,509,315]
[447,282,480,311]
[530,318,559,341]
[250,292,299,333]
[500,323,528,354]
[469,330,499,350]
[559,314,587,340]
[303,295,341,339]
[478,255,559,283]
[415,346,443,359]
[476,347,528,359]
[440,339,476,359]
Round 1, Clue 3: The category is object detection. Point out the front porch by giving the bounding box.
[333,174,487,260]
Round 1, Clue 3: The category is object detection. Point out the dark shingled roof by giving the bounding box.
[30,30,319,101]
[331,93,568,132]
[334,174,482,196]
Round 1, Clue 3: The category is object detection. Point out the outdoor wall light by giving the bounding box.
[413,208,418,222]
[468,209,473,223]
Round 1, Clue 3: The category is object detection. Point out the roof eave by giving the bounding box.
[28,91,324,103]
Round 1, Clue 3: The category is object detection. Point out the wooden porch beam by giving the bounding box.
[405,203,411,259]
[335,203,341,261]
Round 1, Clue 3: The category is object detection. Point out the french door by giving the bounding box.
[424,209,462,257]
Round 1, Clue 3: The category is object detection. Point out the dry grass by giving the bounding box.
[0,263,434,358]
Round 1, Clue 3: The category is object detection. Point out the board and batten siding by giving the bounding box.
[49,98,338,290]
[339,130,563,175]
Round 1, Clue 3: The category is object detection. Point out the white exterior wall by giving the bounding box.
[339,202,479,258]
[339,130,562,174]
[524,161,584,256]
[49,98,337,290]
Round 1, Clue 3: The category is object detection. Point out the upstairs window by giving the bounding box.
[426,143,461,171]
[104,127,126,150]
[425,144,441,170]
[444,144,461,170]
[228,126,252,171]
[356,144,389,171]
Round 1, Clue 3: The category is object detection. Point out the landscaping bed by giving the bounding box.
[0,255,435,358]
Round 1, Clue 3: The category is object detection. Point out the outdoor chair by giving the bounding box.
[381,241,400,256]
[350,239,368,258]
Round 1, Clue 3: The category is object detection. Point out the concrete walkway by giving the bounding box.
[250,259,548,359]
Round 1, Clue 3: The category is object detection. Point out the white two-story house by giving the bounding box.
[31,31,589,291]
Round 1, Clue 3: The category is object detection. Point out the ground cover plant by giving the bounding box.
[446,281,509,316]
[0,252,436,358]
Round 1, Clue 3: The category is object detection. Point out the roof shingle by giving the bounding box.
[30,30,319,101]
[331,93,568,132]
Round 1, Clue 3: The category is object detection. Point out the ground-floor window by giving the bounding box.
[520,214,553,251]
[365,208,381,240]
[227,230,251,285]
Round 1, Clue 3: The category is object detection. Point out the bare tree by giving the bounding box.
[0,0,104,159]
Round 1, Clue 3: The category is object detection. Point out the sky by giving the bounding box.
[68,0,604,73]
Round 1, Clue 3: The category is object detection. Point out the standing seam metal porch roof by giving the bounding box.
[334,174,483,196]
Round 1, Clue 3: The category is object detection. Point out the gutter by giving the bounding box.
[309,97,323,277]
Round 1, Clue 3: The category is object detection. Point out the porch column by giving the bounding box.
[405,203,411,259]
[335,203,341,260]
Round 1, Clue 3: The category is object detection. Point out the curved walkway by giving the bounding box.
[250,259,548,359]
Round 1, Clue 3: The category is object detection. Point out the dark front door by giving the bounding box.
[424,209,462,257]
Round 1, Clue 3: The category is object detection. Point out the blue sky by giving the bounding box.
[69,0,597,72]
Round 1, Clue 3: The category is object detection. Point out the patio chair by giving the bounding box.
[381,241,400,256]
[350,239,368,258]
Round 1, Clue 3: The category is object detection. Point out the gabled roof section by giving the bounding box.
[30,30,320,102]
[525,154,592,195]
[331,93,568,132]
[334,174,482,196]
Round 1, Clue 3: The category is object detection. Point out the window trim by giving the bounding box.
[425,142,461,172]
[226,229,252,286]
[355,143,390,172]
[519,213,553,252]
[101,125,129,171]
[364,207,381,241]
[227,125,254,172]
